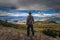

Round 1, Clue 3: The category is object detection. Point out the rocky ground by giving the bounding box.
[0,28,59,40]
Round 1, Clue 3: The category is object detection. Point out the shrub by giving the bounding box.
[42,29,57,38]
[0,20,19,29]
[58,31,60,37]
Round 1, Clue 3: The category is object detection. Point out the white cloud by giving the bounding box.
[0,11,60,18]
[6,13,28,16]
[0,10,60,21]
[0,11,7,16]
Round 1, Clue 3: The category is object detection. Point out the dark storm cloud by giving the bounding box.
[18,0,60,12]
[0,0,60,12]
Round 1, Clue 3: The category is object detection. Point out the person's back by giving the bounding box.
[27,15,34,25]
[26,12,35,36]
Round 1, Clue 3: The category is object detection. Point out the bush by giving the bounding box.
[0,20,19,29]
[58,31,60,37]
[59,32,60,37]
[42,29,57,38]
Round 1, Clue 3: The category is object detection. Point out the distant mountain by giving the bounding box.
[35,16,60,24]
[46,17,60,21]
[0,16,41,21]
[0,16,27,21]
[0,16,60,23]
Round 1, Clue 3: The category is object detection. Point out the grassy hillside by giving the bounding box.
[0,20,60,40]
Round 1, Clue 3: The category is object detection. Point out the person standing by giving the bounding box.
[26,12,35,36]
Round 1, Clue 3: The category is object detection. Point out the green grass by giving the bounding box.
[1,23,60,32]
[0,20,60,40]
[0,20,60,35]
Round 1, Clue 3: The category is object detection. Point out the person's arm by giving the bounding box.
[26,16,28,25]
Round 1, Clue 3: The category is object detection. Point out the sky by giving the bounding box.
[0,0,60,22]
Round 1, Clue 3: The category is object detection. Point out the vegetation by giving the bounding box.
[0,20,60,32]
[42,29,60,38]
[0,20,60,40]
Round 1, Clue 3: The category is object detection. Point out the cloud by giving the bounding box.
[0,0,60,12]
[16,4,49,10]
[0,11,7,16]
[0,0,18,6]
[0,10,60,18]
[0,10,60,21]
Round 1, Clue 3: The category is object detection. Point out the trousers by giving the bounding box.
[27,24,34,36]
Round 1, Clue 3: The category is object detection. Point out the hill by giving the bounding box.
[0,20,59,40]
[0,27,58,40]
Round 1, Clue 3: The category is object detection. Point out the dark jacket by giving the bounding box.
[26,16,34,25]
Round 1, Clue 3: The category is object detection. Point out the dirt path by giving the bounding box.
[0,28,58,40]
